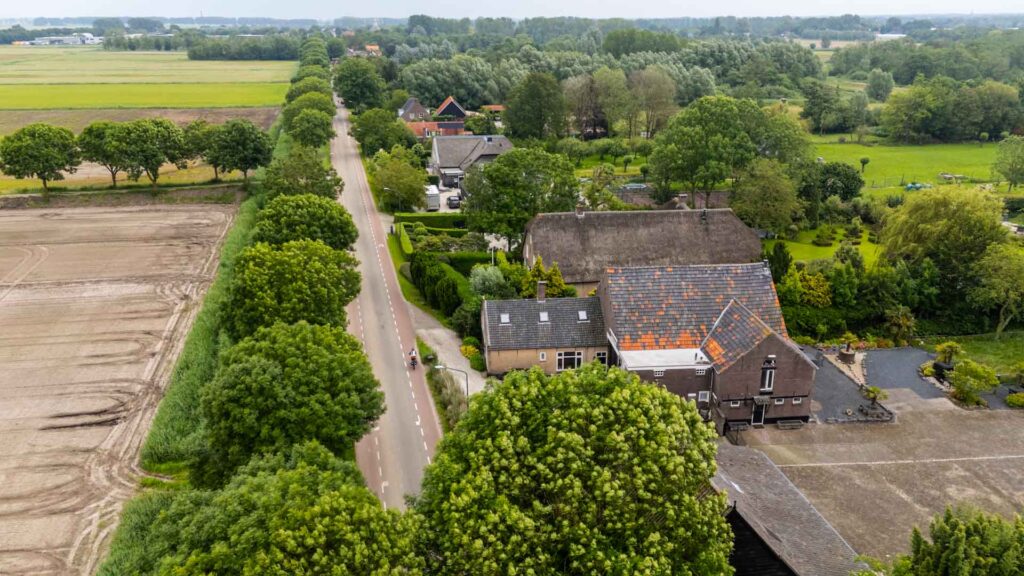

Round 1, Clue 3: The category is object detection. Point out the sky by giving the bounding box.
[2,0,1015,21]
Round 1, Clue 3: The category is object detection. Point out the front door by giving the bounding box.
[752,403,766,427]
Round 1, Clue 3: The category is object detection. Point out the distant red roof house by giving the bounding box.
[364,44,382,56]
[406,121,467,140]
[435,96,467,119]
[481,104,506,113]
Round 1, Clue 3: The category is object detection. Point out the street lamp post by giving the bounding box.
[435,364,470,398]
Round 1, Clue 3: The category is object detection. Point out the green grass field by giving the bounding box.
[765,228,883,267]
[0,46,295,84]
[920,332,1024,375]
[813,138,999,190]
[0,82,287,109]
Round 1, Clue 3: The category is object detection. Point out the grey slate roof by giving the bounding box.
[398,97,429,121]
[432,135,513,171]
[714,443,867,576]
[482,296,606,351]
[524,209,762,285]
[602,263,787,352]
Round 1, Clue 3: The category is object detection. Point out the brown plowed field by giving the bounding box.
[0,204,235,575]
[0,107,279,135]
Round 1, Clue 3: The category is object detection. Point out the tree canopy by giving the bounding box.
[210,119,272,183]
[414,363,733,574]
[197,323,384,484]
[0,123,80,192]
[282,92,336,128]
[334,57,386,113]
[730,158,803,234]
[994,135,1024,191]
[78,121,129,187]
[263,145,344,200]
[971,243,1024,338]
[287,108,336,149]
[505,72,567,139]
[462,147,578,250]
[350,108,417,155]
[888,507,1024,576]
[252,194,358,251]
[225,240,360,340]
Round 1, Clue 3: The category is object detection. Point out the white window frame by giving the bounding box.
[577,310,589,322]
[539,352,547,362]
[594,351,608,365]
[793,397,803,405]
[556,350,583,372]
[539,311,550,323]
[695,368,707,376]
[760,367,776,393]
[653,369,665,378]
[687,393,697,400]
[499,313,510,324]
[730,400,741,408]
[698,391,710,403]
[774,397,785,405]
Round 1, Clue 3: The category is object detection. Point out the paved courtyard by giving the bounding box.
[743,348,1024,561]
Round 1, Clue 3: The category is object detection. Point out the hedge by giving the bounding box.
[409,252,472,317]
[394,212,467,229]
[424,227,469,238]
[397,223,415,258]
[1005,197,1024,215]
[438,251,492,276]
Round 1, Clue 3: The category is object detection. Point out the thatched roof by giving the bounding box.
[524,209,762,285]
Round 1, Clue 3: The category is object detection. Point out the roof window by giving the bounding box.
[578,310,588,321]
[539,311,550,323]
[499,313,510,324]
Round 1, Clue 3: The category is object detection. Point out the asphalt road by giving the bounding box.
[332,104,442,510]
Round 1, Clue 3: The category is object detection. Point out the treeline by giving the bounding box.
[187,34,304,60]
[830,31,1024,85]
[0,118,271,193]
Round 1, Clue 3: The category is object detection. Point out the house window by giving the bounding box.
[774,398,785,405]
[499,313,510,324]
[653,369,665,378]
[698,391,710,403]
[578,310,589,322]
[594,351,607,365]
[730,400,741,408]
[556,351,582,371]
[539,352,547,362]
[539,311,549,323]
[793,397,803,405]
[695,368,707,376]
[760,357,776,393]
[687,393,697,400]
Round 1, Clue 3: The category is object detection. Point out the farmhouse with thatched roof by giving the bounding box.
[522,208,762,294]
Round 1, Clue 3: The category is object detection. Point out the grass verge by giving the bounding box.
[386,233,450,326]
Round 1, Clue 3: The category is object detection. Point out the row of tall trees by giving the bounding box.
[0,118,271,193]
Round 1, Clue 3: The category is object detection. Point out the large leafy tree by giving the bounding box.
[113,443,420,575]
[629,66,677,137]
[225,240,360,340]
[252,194,357,251]
[730,158,802,234]
[287,108,336,149]
[593,66,631,136]
[119,118,186,188]
[414,364,733,574]
[333,57,386,113]
[285,76,332,103]
[210,119,272,184]
[350,108,416,155]
[196,324,384,484]
[885,507,1024,576]
[263,145,343,200]
[993,135,1024,191]
[505,72,567,139]
[866,68,895,102]
[650,95,756,206]
[373,155,426,212]
[971,243,1024,338]
[281,92,336,128]
[883,188,1006,302]
[0,122,80,193]
[182,119,219,178]
[462,147,577,250]
[78,121,129,187]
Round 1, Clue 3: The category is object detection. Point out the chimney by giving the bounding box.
[537,281,547,302]
[575,204,585,219]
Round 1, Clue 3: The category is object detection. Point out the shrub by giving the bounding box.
[460,345,479,359]
[427,365,467,430]
[451,296,483,339]
[1006,393,1024,408]
[920,361,936,377]
[949,359,999,407]
[441,251,492,276]
[462,336,481,348]
[469,353,487,372]
[393,212,467,228]
[812,226,835,247]
[397,223,415,257]
[793,335,817,346]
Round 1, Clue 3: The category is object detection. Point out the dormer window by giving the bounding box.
[500,313,510,324]
[577,310,588,322]
[539,311,549,323]
[760,357,776,393]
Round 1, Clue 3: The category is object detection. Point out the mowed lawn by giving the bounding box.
[0,46,295,84]
[813,139,999,188]
[765,228,883,267]
[920,332,1024,374]
[0,83,287,109]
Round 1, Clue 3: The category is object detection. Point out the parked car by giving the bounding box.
[447,194,462,209]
